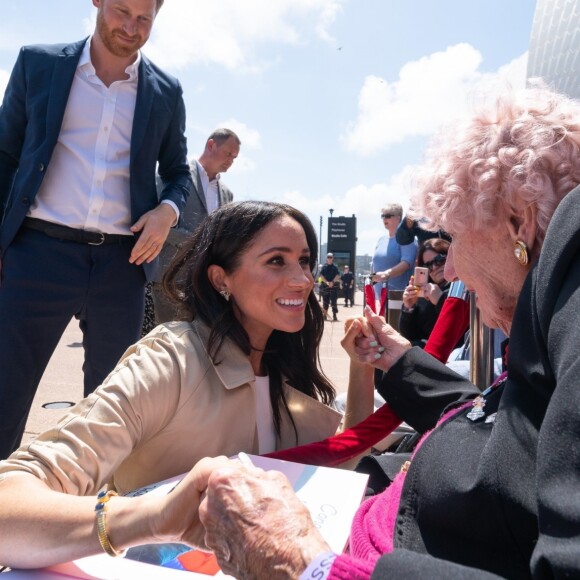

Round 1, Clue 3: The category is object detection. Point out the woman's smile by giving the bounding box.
[276,297,305,308]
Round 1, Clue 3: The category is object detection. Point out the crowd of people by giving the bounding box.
[1,0,580,578]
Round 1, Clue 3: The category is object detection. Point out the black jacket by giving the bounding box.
[371,184,580,578]
[395,217,451,246]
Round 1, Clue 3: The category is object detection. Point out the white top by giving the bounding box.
[197,161,221,213]
[253,375,276,454]
[30,38,139,234]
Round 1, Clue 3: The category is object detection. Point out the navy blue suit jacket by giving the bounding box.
[0,38,193,279]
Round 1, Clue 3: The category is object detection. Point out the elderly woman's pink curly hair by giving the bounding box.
[411,84,580,245]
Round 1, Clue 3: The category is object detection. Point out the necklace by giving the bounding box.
[466,373,508,422]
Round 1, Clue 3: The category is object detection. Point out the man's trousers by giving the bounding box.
[0,227,145,458]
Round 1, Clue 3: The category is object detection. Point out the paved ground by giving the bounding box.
[21,291,364,446]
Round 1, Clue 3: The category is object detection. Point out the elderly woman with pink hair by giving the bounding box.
[194,85,580,579]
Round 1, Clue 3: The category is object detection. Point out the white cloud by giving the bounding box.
[271,164,418,256]
[480,52,528,92]
[217,118,262,150]
[315,1,344,45]
[216,118,261,175]
[146,0,343,72]
[230,155,256,174]
[342,44,529,156]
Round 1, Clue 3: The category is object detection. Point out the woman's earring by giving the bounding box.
[220,289,230,302]
[514,240,529,266]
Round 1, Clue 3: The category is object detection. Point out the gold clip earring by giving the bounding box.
[514,240,529,266]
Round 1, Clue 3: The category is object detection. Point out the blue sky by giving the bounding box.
[0,0,537,256]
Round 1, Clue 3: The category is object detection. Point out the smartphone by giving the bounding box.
[414,266,429,297]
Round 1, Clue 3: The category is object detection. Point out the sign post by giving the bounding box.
[327,215,357,300]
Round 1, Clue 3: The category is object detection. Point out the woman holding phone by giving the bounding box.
[399,237,456,348]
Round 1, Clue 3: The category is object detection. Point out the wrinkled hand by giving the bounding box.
[129,203,177,265]
[352,306,411,373]
[152,456,232,548]
[199,464,330,579]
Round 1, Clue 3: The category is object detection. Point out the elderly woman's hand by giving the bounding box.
[350,307,411,373]
[199,463,330,579]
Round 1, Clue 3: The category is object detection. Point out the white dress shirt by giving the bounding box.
[197,161,221,214]
[30,38,138,235]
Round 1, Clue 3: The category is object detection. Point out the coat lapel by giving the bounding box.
[45,39,86,149]
[191,160,208,213]
[131,55,156,162]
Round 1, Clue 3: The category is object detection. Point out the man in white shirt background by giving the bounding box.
[152,128,241,323]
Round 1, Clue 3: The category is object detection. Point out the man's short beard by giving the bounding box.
[96,10,144,58]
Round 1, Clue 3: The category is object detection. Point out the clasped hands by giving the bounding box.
[341,305,411,372]
[148,455,329,579]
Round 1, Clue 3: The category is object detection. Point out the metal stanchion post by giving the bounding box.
[387,289,404,332]
[469,291,494,390]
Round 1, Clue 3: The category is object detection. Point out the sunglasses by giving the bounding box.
[381,213,399,219]
[423,254,446,271]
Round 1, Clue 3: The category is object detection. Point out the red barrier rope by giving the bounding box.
[424,297,470,363]
[264,403,402,467]
[364,282,387,317]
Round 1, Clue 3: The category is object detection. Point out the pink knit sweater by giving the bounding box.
[328,402,472,580]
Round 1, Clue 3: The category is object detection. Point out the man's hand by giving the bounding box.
[129,203,177,265]
[199,464,330,579]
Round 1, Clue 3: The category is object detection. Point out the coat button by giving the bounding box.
[39,163,45,172]
[21,197,30,205]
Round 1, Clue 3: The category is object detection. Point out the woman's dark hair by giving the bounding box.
[417,237,450,267]
[163,200,335,440]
